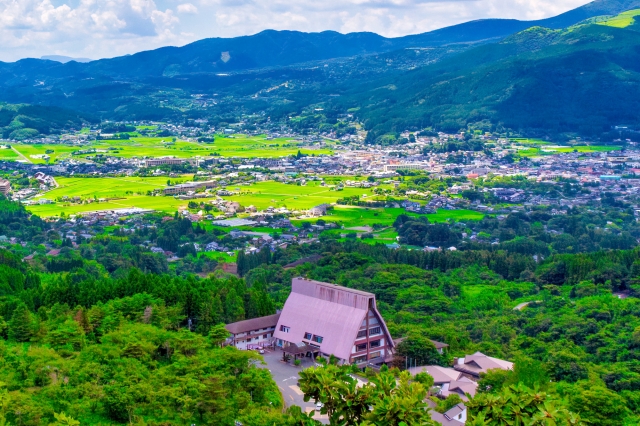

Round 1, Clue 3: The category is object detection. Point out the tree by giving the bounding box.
[208,323,230,347]
[363,371,436,426]
[568,385,628,426]
[414,372,434,389]
[8,304,33,342]
[467,383,584,426]
[52,412,81,426]
[433,394,463,414]
[299,365,436,426]
[396,334,445,366]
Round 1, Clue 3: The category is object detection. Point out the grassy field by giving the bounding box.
[597,9,640,28]
[301,206,485,228]
[13,144,79,163]
[13,134,333,163]
[27,196,187,217]
[26,177,485,226]
[220,181,391,210]
[514,142,621,157]
[28,176,193,216]
[0,147,19,160]
[27,178,383,217]
[39,176,188,199]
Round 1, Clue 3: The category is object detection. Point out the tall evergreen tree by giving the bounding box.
[8,304,33,342]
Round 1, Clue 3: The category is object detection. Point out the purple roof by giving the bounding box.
[274,278,392,361]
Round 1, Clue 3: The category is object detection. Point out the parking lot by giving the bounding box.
[258,348,329,424]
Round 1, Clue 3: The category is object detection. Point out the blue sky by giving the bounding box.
[0,0,591,62]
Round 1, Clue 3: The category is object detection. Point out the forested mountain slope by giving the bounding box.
[343,24,640,138]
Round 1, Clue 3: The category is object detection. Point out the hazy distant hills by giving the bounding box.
[40,55,92,64]
[4,0,639,78]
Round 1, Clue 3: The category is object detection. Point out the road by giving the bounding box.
[513,300,541,311]
[259,348,329,424]
[11,146,31,163]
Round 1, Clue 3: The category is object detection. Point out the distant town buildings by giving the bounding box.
[0,179,11,196]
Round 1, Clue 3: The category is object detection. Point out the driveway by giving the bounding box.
[259,348,329,424]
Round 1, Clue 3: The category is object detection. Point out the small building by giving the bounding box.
[0,179,11,196]
[428,401,467,426]
[454,351,513,377]
[225,313,281,350]
[309,204,329,217]
[273,277,394,366]
[145,157,187,167]
[408,365,478,401]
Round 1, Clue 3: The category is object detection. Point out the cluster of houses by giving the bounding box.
[224,277,514,426]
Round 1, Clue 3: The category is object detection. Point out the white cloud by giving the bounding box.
[177,3,198,14]
[0,0,591,61]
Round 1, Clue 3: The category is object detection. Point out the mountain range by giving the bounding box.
[1,0,639,139]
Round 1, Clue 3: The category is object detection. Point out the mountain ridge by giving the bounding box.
[5,0,640,78]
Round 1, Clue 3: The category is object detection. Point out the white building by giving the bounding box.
[225,313,280,350]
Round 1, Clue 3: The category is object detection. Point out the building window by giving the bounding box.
[356,343,367,352]
[312,335,324,344]
[353,355,367,363]
[369,351,381,360]
[280,325,290,333]
[370,339,381,348]
[356,330,367,339]
[369,327,381,336]
[304,332,312,340]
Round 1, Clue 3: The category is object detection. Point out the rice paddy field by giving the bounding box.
[27,178,385,217]
[0,147,19,160]
[218,181,392,210]
[27,176,192,216]
[25,176,485,228]
[509,139,621,157]
[313,206,484,228]
[12,134,333,164]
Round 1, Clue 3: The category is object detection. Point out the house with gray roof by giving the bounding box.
[408,365,478,401]
[273,277,394,366]
[454,351,514,377]
[428,401,467,426]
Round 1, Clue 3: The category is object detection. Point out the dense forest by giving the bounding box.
[0,191,639,423]
[0,103,94,140]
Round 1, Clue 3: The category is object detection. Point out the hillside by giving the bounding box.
[595,8,640,27]
[0,103,93,140]
[338,24,640,139]
[0,0,637,136]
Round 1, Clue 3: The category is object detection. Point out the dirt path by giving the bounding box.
[11,146,32,163]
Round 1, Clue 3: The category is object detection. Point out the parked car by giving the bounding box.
[315,402,324,411]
